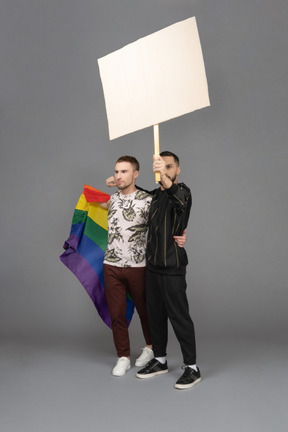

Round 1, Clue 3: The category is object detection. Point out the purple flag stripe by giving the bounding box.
[60,250,112,328]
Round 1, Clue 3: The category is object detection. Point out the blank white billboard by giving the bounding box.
[98,17,210,140]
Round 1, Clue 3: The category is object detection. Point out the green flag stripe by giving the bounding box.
[72,209,87,225]
[84,216,108,252]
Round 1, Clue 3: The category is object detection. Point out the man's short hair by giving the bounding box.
[116,155,140,171]
[160,151,180,165]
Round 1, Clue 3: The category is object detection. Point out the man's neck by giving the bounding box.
[120,185,137,195]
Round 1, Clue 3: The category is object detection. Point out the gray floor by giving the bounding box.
[1,332,287,432]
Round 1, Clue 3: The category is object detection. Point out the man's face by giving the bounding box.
[161,156,181,183]
[114,161,138,191]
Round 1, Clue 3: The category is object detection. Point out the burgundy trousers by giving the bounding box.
[103,264,152,357]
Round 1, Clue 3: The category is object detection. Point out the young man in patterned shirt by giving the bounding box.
[101,156,153,376]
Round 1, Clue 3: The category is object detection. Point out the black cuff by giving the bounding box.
[165,182,178,195]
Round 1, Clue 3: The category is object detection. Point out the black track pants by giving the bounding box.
[146,269,197,365]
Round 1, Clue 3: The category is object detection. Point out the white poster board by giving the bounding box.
[98,17,210,140]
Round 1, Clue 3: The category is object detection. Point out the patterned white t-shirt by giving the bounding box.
[104,189,152,267]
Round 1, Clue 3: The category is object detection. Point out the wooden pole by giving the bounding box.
[153,124,161,183]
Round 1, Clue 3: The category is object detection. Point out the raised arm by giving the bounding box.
[153,155,191,212]
[106,176,117,187]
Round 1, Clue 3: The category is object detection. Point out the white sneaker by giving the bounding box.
[135,347,154,367]
[112,357,131,376]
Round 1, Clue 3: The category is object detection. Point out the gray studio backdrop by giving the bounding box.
[1,0,287,343]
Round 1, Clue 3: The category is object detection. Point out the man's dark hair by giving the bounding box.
[116,155,140,171]
[160,151,180,165]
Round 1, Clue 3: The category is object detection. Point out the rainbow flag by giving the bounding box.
[60,184,134,328]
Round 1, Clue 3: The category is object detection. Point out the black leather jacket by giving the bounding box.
[145,182,192,274]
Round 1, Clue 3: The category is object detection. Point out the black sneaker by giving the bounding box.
[136,358,168,379]
[174,366,201,389]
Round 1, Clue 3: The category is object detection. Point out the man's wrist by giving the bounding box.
[160,173,172,189]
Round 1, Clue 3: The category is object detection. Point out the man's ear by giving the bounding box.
[177,166,181,176]
[134,170,139,179]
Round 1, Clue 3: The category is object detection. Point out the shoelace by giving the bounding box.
[117,357,128,364]
[180,365,192,376]
[181,365,189,370]
[146,358,156,366]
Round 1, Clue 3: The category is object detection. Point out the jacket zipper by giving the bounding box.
[164,212,167,266]
[174,242,179,267]
[154,225,159,266]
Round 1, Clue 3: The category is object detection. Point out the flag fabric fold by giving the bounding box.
[60,184,134,328]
